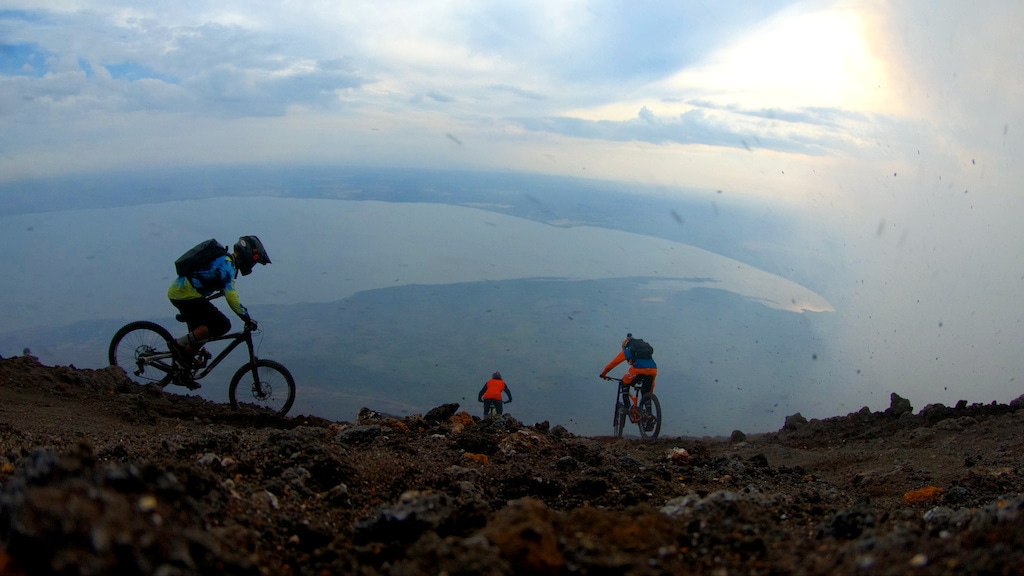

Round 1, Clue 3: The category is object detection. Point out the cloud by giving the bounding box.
[513,103,874,156]
[105,62,178,83]
[1,9,366,121]
[459,1,797,85]
[426,90,455,103]
[488,84,547,101]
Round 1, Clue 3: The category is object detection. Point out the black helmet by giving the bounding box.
[492,371,502,379]
[233,235,271,276]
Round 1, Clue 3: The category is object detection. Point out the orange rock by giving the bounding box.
[450,411,475,427]
[481,498,564,575]
[903,486,943,504]
[0,548,23,576]
[384,419,410,433]
[667,448,689,462]
[464,452,490,465]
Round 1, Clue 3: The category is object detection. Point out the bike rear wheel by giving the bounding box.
[229,359,296,417]
[108,321,175,387]
[638,393,662,440]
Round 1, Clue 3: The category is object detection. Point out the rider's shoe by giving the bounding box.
[172,371,201,390]
[170,342,192,368]
[644,418,656,432]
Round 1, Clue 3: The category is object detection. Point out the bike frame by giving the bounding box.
[168,291,259,382]
[603,374,660,440]
[616,380,644,420]
[606,377,647,409]
[481,399,509,417]
[188,328,257,381]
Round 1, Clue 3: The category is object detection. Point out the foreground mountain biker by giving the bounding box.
[600,333,658,431]
[167,235,271,384]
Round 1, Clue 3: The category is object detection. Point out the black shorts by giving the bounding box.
[170,298,230,337]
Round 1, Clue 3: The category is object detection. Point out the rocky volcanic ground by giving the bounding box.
[3,353,1024,575]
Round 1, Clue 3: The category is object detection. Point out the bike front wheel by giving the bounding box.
[108,321,175,387]
[638,393,662,440]
[228,359,296,417]
[613,402,627,438]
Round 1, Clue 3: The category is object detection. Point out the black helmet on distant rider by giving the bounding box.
[234,235,271,276]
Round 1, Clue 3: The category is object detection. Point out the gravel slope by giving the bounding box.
[3,354,1024,575]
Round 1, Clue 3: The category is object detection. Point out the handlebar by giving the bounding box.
[602,375,641,387]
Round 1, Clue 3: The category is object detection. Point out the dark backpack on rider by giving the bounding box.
[626,338,654,359]
[174,239,227,279]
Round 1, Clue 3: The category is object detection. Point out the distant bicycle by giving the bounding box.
[602,375,662,439]
[108,292,296,417]
[481,399,511,418]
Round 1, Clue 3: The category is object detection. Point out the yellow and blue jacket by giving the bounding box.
[167,254,248,318]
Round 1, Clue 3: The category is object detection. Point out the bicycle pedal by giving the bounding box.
[192,348,211,368]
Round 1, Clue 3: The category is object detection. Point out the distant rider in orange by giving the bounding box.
[478,371,513,417]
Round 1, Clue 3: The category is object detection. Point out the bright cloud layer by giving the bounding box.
[3,1,1018,203]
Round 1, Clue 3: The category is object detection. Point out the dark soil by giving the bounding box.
[4,353,1024,575]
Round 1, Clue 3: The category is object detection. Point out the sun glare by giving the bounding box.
[563,4,894,125]
[677,7,890,112]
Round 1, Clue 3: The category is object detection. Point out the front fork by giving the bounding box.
[245,333,259,381]
[619,386,641,424]
[243,333,267,397]
[628,395,641,423]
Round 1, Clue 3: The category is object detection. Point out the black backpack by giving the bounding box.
[626,338,654,359]
[174,239,227,278]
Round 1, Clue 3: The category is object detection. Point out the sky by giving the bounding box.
[2,0,1024,411]
[2,1,1018,196]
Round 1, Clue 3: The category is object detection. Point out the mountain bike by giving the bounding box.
[108,293,296,417]
[602,375,662,439]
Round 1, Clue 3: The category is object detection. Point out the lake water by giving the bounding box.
[1,196,832,332]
